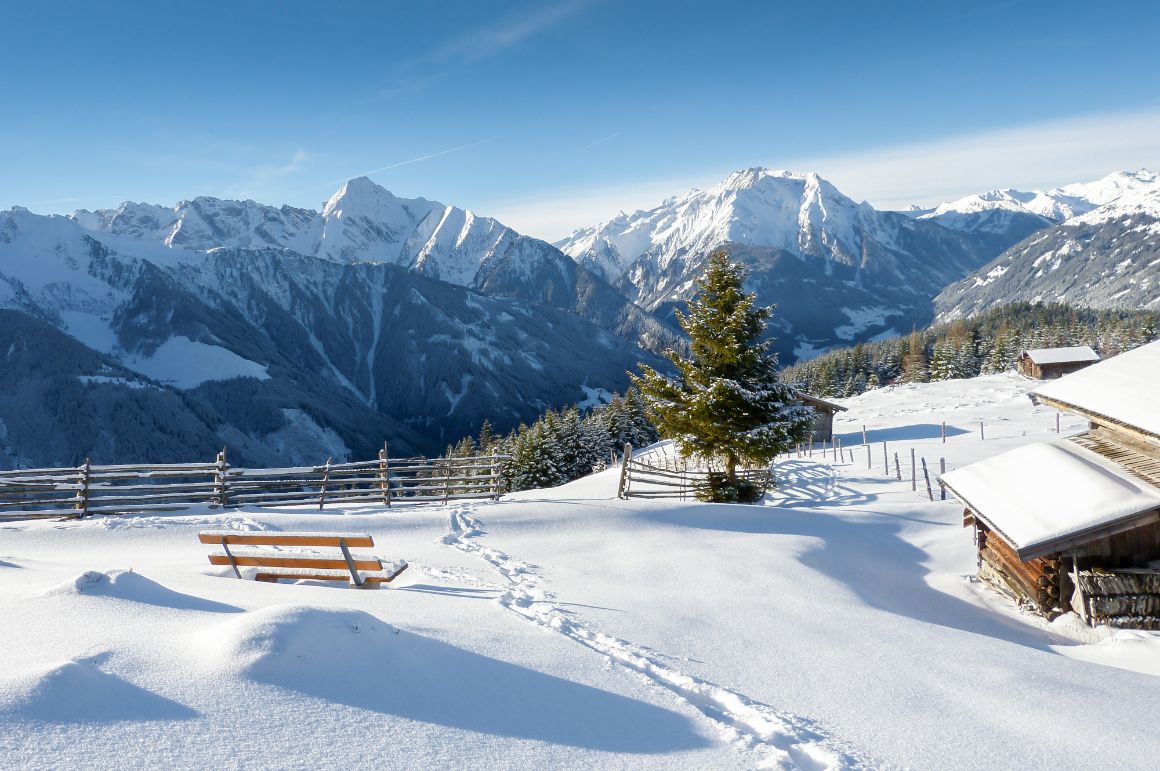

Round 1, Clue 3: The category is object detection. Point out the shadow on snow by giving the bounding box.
[636,460,1052,652]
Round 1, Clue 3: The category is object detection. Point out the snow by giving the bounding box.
[1071,187,1160,235]
[126,336,270,390]
[833,306,894,341]
[1023,345,1100,364]
[1032,339,1160,438]
[918,170,1160,227]
[3,373,1160,769]
[555,168,885,285]
[577,384,614,410]
[941,440,1160,558]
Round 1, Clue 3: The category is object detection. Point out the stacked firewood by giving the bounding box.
[1079,570,1160,629]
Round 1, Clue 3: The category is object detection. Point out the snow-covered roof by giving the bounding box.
[799,393,849,412]
[1022,346,1100,365]
[1031,340,1160,439]
[942,439,1160,560]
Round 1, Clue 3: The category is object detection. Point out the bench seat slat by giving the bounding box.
[198,531,374,547]
[253,561,408,585]
[208,553,383,571]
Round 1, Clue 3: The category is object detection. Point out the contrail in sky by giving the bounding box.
[582,132,620,150]
[304,140,489,193]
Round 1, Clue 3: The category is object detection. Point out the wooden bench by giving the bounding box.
[198,530,408,588]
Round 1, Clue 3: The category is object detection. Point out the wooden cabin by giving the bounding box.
[799,394,848,443]
[1016,345,1100,379]
[942,340,1160,629]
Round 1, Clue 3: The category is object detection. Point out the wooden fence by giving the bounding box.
[0,448,507,521]
[616,443,774,500]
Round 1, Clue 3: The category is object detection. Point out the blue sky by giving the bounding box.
[3,0,1159,238]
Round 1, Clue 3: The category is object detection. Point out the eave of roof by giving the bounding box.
[940,439,1160,561]
[799,393,849,412]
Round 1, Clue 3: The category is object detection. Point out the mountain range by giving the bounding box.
[0,197,672,467]
[1,166,1156,466]
[934,184,1160,319]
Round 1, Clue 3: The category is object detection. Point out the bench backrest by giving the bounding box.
[197,530,374,548]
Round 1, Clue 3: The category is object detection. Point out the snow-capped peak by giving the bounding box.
[554,167,876,283]
[321,176,408,220]
[1052,169,1160,208]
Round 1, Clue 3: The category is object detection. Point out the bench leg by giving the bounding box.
[221,541,242,579]
[338,539,365,587]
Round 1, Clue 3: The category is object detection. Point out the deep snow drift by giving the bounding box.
[1,373,1158,770]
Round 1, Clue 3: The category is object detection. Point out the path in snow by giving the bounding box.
[441,505,874,771]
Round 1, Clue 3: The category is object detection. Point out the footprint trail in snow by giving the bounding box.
[442,505,874,771]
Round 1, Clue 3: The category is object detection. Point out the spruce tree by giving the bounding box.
[632,251,812,500]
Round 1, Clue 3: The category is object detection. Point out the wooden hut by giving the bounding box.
[799,394,848,443]
[942,340,1160,628]
[1016,345,1100,379]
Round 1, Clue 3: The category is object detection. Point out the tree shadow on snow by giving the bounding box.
[771,461,947,525]
[637,462,1051,651]
[246,624,710,752]
[836,423,970,445]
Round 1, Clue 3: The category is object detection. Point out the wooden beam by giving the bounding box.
[208,553,383,571]
[198,532,374,547]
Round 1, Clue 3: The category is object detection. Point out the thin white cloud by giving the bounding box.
[377,0,595,100]
[428,0,595,64]
[222,149,311,200]
[781,106,1160,210]
[487,106,1160,240]
[486,176,705,242]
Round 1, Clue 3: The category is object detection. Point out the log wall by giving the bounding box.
[975,522,1061,616]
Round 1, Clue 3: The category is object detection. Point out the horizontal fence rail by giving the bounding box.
[0,447,508,521]
[616,443,774,500]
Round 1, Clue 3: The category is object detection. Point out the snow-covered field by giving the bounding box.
[3,373,1159,770]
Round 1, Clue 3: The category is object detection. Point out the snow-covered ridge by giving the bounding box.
[554,168,883,283]
[918,170,1160,230]
[69,176,567,292]
[1071,186,1160,233]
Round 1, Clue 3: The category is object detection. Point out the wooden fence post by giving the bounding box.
[939,457,946,500]
[862,424,868,446]
[443,458,451,505]
[491,451,501,500]
[921,457,933,501]
[979,420,985,441]
[617,443,633,499]
[214,447,230,508]
[883,442,889,477]
[1056,412,1060,434]
[910,448,916,492]
[319,457,332,510]
[808,437,813,457]
[941,421,946,443]
[866,444,871,469]
[74,457,91,518]
[378,443,391,507]
[894,452,901,481]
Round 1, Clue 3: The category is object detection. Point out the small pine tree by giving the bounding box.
[632,251,812,500]
[477,419,495,455]
[900,332,928,383]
